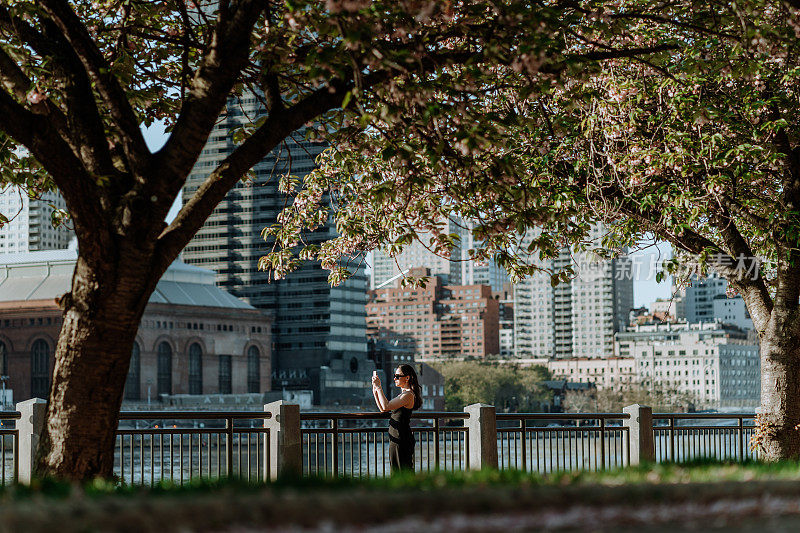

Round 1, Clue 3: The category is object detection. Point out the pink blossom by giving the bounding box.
[26,90,47,105]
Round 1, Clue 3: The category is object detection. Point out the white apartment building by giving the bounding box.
[499,324,515,357]
[512,256,556,357]
[682,274,727,322]
[547,357,636,390]
[616,321,759,408]
[674,273,753,330]
[514,225,634,359]
[0,188,73,254]
[712,295,753,331]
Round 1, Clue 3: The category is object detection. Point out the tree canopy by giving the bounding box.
[268,1,797,299]
[5,0,800,478]
[265,1,800,459]
[0,0,684,480]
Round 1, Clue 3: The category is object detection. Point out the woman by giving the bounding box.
[371,363,422,473]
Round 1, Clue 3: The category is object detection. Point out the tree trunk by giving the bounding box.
[34,250,160,481]
[759,327,800,460]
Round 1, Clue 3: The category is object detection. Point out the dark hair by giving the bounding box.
[398,364,422,410]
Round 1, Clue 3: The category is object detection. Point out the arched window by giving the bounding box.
[157,342,172,396]
[124,342,141,401]
[247,346,261,394]
[0,340,7,376]
[218,355,231,394]
[30,339,50,398]
[188,343,203,395]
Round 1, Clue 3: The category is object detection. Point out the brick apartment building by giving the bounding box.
[366,268,500,359]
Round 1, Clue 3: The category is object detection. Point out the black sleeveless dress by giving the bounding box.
[388,404,415,472]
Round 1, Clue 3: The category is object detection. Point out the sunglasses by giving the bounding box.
[393,374,406,379]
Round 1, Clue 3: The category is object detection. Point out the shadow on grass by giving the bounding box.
[4,457,800,501]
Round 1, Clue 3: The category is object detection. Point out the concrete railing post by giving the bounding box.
[623,403,655,465]
[464,403,497,470]
[16,398,47,485]
[264,401,301,480]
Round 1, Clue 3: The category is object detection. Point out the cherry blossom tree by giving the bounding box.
[268,1,800,459]
[0,0,673,480]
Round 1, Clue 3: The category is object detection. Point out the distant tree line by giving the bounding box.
[431,361,552,412]
[564,383,699,414]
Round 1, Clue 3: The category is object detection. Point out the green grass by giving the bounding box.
[5,461,800,532]
[5,458,800,501]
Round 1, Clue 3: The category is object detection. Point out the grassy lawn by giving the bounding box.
[3,460,800,531]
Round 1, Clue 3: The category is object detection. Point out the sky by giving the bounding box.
[143,122,182,222]
[628,241,673,309]
[143,123,674,309]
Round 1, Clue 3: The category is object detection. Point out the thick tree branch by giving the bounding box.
[774,109,800,314]
[0,88,106,242]
[0,44,30,101]
[36,18,120,179]
[657,220,773,336]
[154,73,370,269]
[37,0,150,170]
[0,6,59,58]
[570,43,679,62]
[0,44,68,135]
[579,173,774,333]
[719,194,771,232]
[148,0,265,218]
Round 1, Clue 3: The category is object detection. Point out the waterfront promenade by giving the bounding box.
[2,399,758,486]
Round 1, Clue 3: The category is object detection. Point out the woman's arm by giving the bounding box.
[383,392,414,412]
[371,375,414,412]
[372,384,385,411]
[372,375,388,411]
[374,390,414,412]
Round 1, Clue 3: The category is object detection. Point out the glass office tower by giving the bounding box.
[182,95,368,401]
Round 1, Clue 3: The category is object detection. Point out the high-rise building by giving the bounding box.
[457,225,510,291]
[182,95,368,402]
[712,295,753,331]
[370,217,463,289]
[0,188,73,254]
[495,284,514,357]
[513,225,634,358]
[370,217,508,291]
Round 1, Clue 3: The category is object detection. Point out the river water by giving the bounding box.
[1,424,759,486]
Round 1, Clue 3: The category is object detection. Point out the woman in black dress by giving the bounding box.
[371,363,422,473]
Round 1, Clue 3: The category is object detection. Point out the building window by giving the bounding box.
[124,342,141,401]
[219,355,232,394]
[189,343,203,395]
[0,340,6,376]
[31,339,50,398]
[247,346,260,393]
[157,342,172,395]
